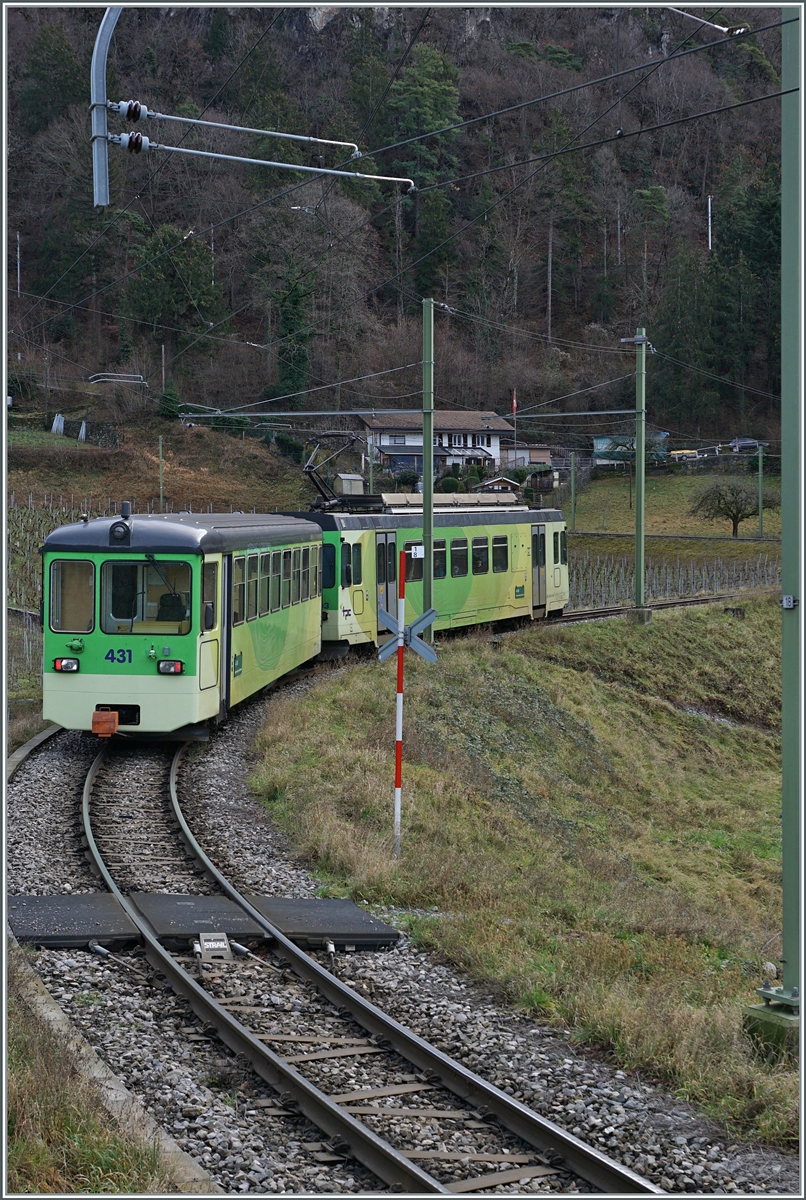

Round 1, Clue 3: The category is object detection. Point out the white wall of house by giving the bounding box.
[368,430,502,468]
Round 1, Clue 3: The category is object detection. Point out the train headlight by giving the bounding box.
[54,658,80,672]
[158,660,184,674]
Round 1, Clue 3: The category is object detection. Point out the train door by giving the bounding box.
[376,532,397,634]
[220,554,232,718]
[531,524,546,609]
[198,558,220,692]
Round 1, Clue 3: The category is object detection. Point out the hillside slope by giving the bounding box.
[250,596,794,1144]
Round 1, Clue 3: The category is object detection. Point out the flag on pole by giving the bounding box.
[512,388,517,415]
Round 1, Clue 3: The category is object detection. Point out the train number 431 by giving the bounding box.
[105,649,133,664]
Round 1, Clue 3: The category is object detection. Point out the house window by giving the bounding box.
[389,434,406,445]
[486,435,492,447]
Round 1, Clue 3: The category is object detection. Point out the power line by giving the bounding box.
[420,89,796,194]
[435,303,635,356]
[517,376,636,414]
[223,363,423,414]
[361,14,791,162]
[653,350,781,400]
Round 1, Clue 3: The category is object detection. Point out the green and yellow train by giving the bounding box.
[41,496,568,737]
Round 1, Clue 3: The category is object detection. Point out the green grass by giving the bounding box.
[7,427,90,449]
[7,946,172,1193]
[575,472,781,539]
[250,596,796,1146]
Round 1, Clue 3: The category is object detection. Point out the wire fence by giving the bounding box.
[569,551,781,609]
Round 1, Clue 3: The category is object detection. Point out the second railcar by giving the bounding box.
[300,496,569,654]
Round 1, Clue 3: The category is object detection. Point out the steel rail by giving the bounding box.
[82,746,451,1194]
[168,748,662,1194]
[561,591,768,624]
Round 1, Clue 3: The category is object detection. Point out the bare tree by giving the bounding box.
[689,482,780,538]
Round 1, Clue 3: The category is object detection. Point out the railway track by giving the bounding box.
[557,591,774,625]
[80,742,661,1195]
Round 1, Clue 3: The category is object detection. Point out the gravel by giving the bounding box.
[6,696,800,1195]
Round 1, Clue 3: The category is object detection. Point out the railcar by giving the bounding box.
[301,494,569,654]
[42,508,323,736]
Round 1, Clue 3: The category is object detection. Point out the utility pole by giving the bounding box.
[707,194,713,251]
[16,231,21,297]
[422,299,434,639]
[161,344,165,392]
[570,451,576,531]
[758,444,764,537]
[747,5,801,1046]
[159,436,164,513]
[620,328,649,612]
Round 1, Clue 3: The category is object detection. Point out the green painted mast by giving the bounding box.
[635,329,646,607]
[778,5,801,1010]
[422,298,435,638]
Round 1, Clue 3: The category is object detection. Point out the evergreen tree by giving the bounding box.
[19,24,85,135]
[121,226,225,352]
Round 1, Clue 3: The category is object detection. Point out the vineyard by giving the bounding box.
[569,550,782,610]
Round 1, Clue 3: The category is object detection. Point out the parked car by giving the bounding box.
[730,437,770,453]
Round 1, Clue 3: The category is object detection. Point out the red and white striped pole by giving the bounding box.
[394,549,406,858]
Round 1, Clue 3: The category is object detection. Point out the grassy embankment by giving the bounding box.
[250,596,796,1147]
[6,945,171,1193]
[571,469,782,540]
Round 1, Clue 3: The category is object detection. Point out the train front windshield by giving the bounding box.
[100,560,192,634]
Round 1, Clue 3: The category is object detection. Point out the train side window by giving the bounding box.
[292,548,301,604]
[50,560,94,632]
[492,536,508,573]
[270,551,281,611]
[451,538,468,577]
[472,536,489,575]
[232,557,245,625]
[387,542,396,583]
[314,545,321,597]
[553,531,560,564]
[404,541,423,582]
[301,547,310,601]
[376,542,386,585]
[259,554,271,615]
[281,550,292,608]
[246,554,259,620]
[203,562,218,628]
[322,543,336,590]
[352,543,362,586]
[341,541,352,588]
[561,530,568,565]
[433,540,446,579]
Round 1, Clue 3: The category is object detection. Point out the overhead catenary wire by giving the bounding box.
[183,363,423,415]
[359,14,790,162]
[418,89,797,195]
[653,350,781,400]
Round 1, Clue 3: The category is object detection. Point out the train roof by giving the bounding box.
[296,509,565,531]
[42,512,321,554]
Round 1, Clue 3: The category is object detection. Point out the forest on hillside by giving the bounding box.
[6,5,784,447]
